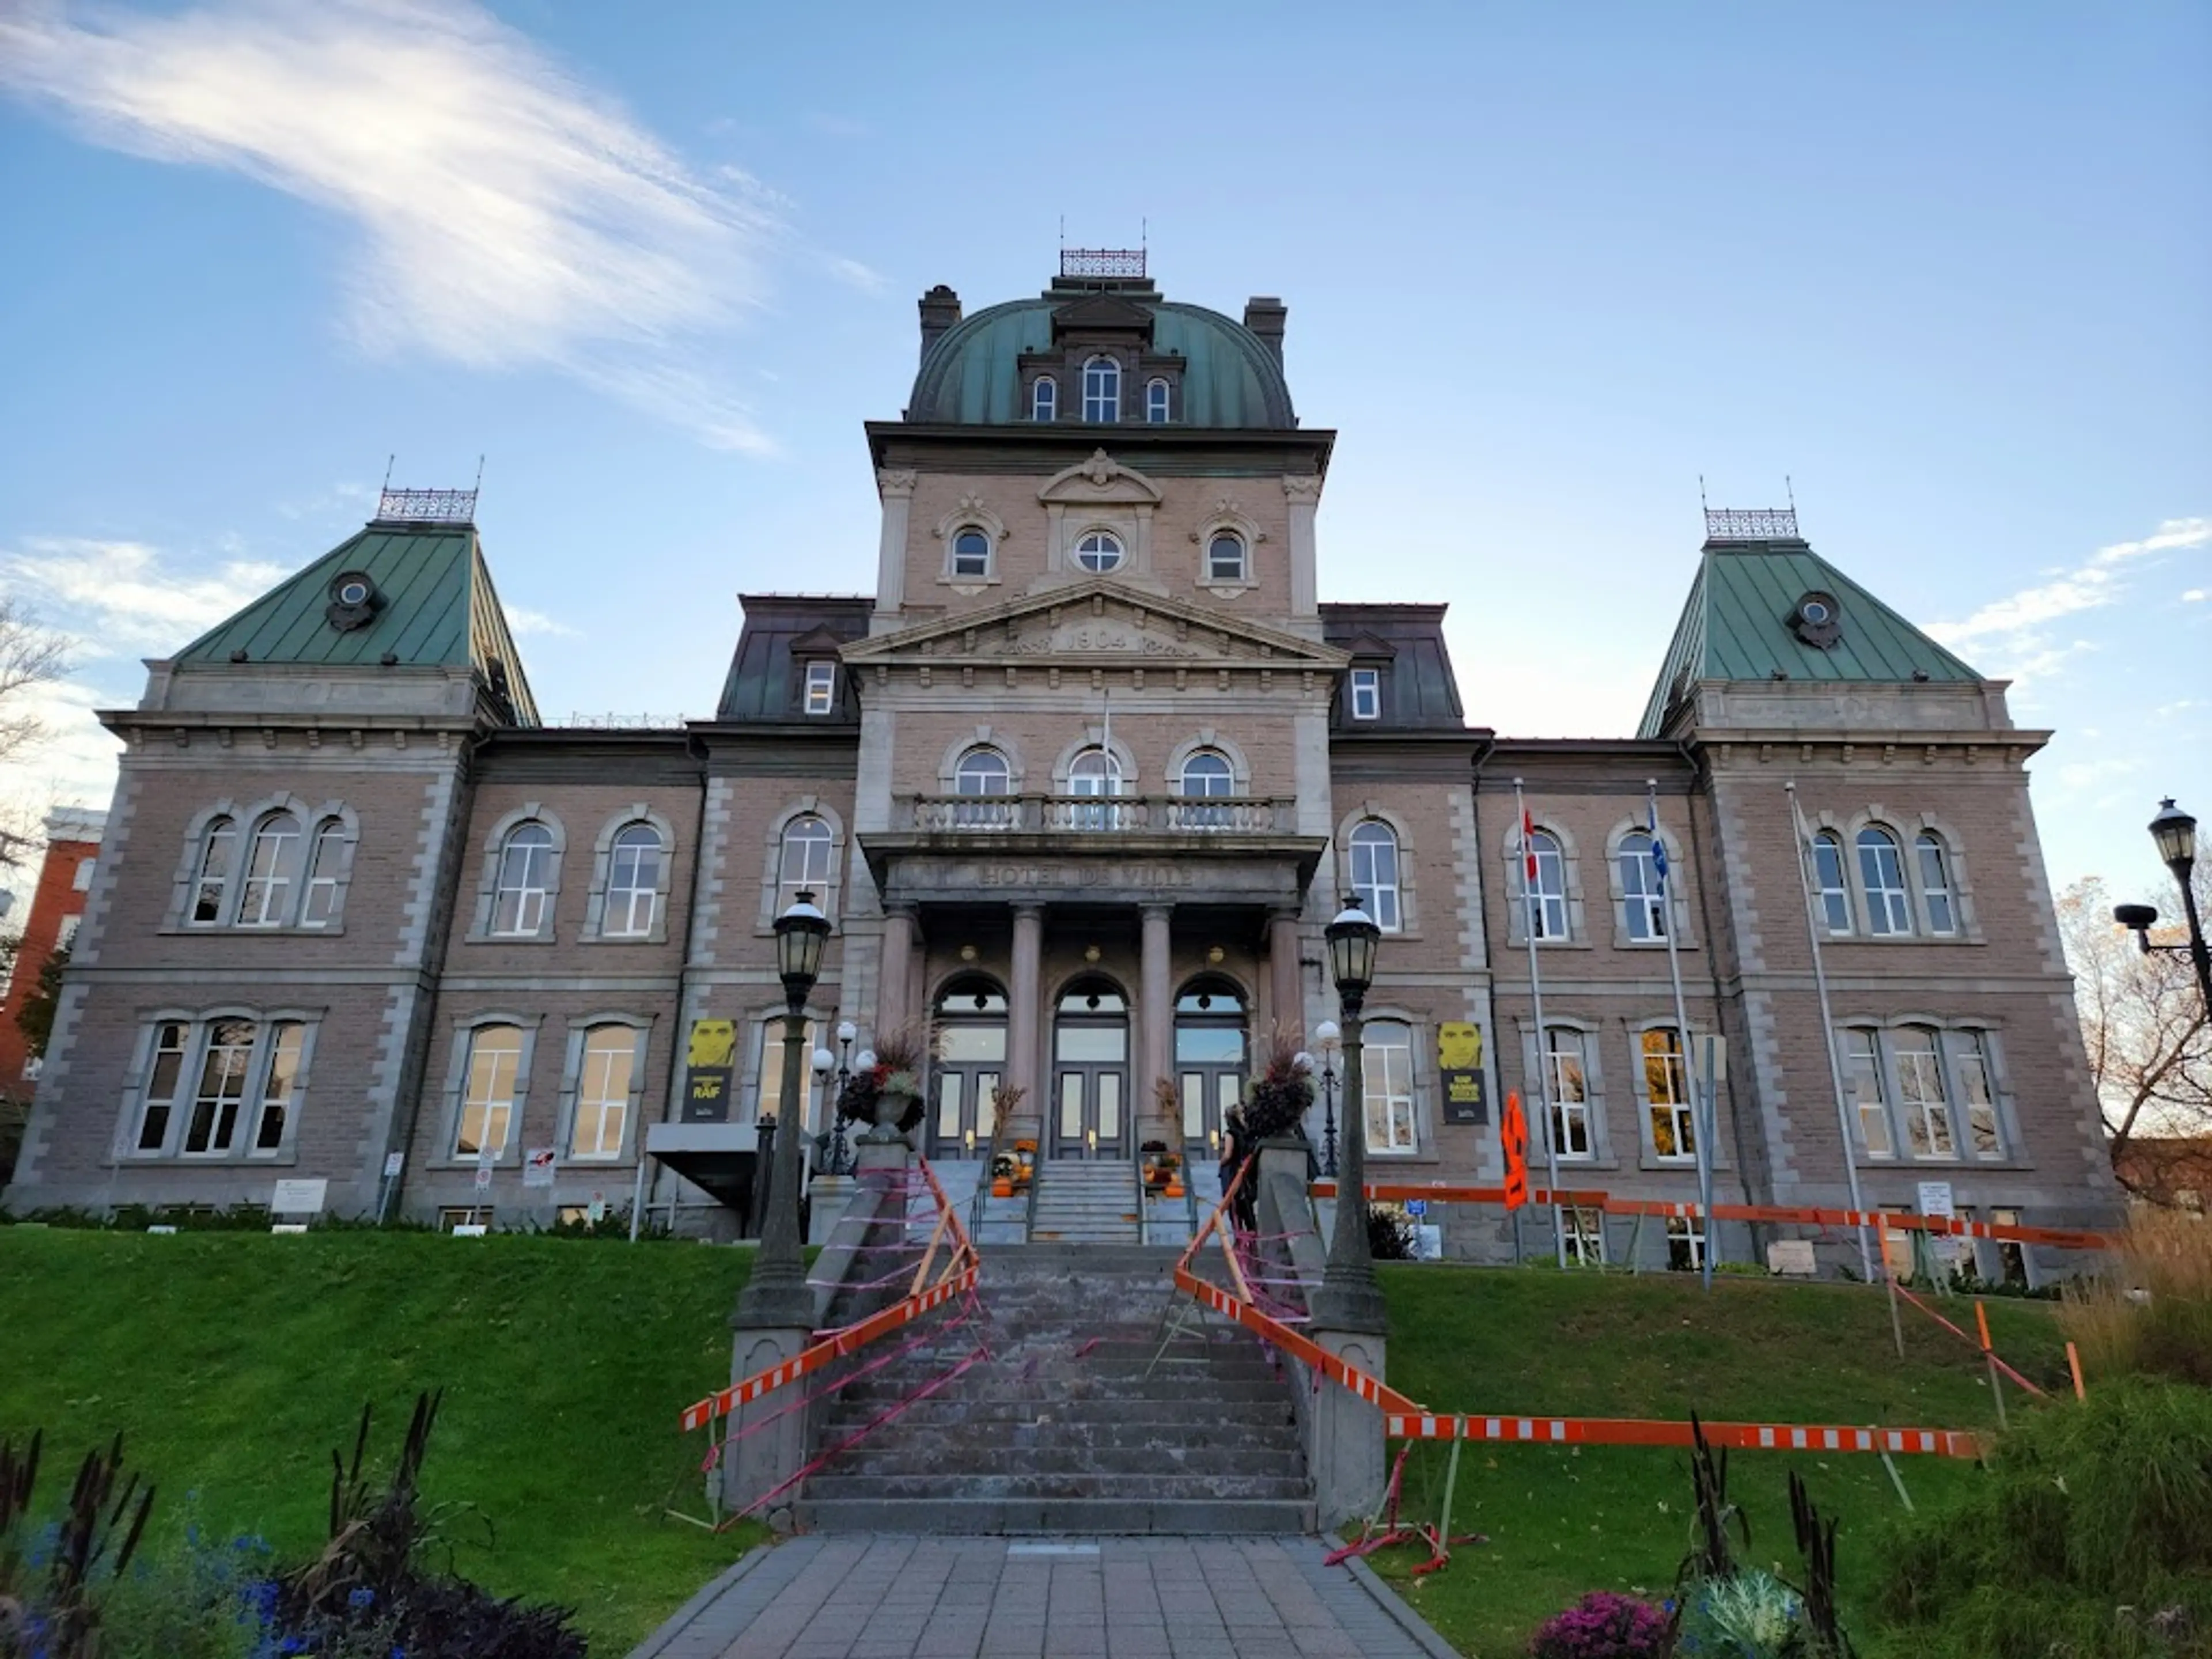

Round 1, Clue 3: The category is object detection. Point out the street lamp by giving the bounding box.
[1310,895,1386,1332]
[2115,797,2212,1013]
[816,1019,859,1176]
[1313,1021,1342,1177]
[735,890,832,1331]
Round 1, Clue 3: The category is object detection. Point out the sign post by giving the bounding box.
[376,1150,404,1224]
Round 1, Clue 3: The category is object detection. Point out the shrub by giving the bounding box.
[2059,1209,2212,1387]
[1873,1377,2212,1657]
[1368,1206,1418,1261]
[1527,1590,1670,1658]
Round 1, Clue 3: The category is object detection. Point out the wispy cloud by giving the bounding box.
[0,0,805,452]
[505,605,577,638]
[2,537,288,655]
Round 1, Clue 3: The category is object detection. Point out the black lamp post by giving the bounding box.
[1313,1020,1342,1178]
[2114,797,2212,1014]
[820,1019,858,1176]
[734,889,832,1331]
[1309,895,1386,1333]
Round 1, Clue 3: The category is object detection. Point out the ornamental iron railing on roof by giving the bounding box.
[376,487,478,524]
[562,712,690,730]
[1060,247,1147,279]
[1703,506,1799,540]
[906,793,1296,835]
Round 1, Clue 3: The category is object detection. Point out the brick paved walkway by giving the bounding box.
[627,1535,1459,1659]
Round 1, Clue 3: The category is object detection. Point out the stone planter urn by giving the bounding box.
[859,1080,922,1143]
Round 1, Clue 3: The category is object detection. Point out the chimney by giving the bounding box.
[918,285,962,362]
[1243,296,1287,361]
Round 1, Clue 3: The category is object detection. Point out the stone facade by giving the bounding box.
[3,260,2120,1273]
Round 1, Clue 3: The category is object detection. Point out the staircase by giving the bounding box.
[797,1245,1315,1535]
[1028,1158,1143,1245]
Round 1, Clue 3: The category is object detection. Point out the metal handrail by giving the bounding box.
[1133,1144,1149,1248]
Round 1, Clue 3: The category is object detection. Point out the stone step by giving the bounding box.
[810,1440,1307,1476]
[824,1396,1301,1430]
[816,1415,1301,1452]
[792,1496,1317,1536]
[832,1374,1294,1406]
[802,1471,1313,1502]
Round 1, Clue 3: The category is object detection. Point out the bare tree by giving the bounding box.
[2058,872,2212,1186]
[0,597,73,870]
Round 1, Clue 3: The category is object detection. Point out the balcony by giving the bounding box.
[902,794,1298,835]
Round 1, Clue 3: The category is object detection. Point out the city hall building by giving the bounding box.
[5,255,2120,1272]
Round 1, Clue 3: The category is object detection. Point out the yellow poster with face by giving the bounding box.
[1438,1022,1482,1071]
[687,1018,736,1070]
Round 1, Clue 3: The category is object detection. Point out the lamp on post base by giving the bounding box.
[1309,899,1386,1336]
[1315,1021,1341,1179]
[733,891,831,1334]
[2114,798,2212,1016]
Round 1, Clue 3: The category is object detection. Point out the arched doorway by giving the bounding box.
[1175,976,1249,1148]
[930,975,1007,1159]
[1052,976,1129,1158]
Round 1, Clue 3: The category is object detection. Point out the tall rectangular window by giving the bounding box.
[1525,831,1569,941]
[300,824,345,928]
[571,1026,635,1160]
[1894,1027,1955,1157]
[1812,834,1851,934]
[252,1022,304,1154]
[456,1025,523,1158]
[1643,1028,1694,1158]
[1545,1027,1592,1158]
[1562,1206,1605,1266]
[137,1021,189,1152]
[183,1018,256,1155]
[803,661,836,715]
[1916,834,1957,935]
[756,1018,819,1130]
[1951,1031,2001,1155]
[1666,1215,1706,1272]
[1349,668,1380,721]
[1362,1020,1418,1153]
[1844,1028,1894,1156]
[238,816,301,927]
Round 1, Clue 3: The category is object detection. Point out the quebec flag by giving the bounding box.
[1647,803,1669,887]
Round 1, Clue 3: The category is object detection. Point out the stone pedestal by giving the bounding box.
[721,1322,811,1524]
[1309,1324,1388,1530]
[806,1173,854,1244]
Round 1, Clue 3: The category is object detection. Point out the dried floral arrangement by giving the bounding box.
[1240,1028,1315,1143]
[834,1024,933,1135]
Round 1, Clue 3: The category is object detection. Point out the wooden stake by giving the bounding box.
[1880,1217,1906,1360]
[1976,1300,2007,1430]
[2067,1340,2087,1401]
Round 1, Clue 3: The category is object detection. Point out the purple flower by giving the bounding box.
[1529,1590,1672,1659]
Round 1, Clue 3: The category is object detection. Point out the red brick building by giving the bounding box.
[0,808,107,1089]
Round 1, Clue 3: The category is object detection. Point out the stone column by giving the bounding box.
[1140,903,1173,1138]
[1283,474,1322,620]
[1009,903,1044,1138]
[878,906,918,1035]
[1268,910,1304,1047]
[871,469,916,624]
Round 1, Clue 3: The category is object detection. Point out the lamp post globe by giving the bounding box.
[1313,1020,1343,1176]
[1312,896,1387,1332]
[2141,798,2212,1014]
[2150,798,2198,877]
[736,891,831,1330]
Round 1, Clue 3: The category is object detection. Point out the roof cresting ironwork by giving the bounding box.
[376,487,478,524]
[1703,506,1800,540]
[1060,247,1147,279]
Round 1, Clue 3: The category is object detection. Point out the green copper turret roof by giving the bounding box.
[176,518,540,724]
[1638,535,1981,737]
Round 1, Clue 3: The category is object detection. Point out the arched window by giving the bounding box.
[1916,833,1957,934]
[1362,1020,1417,1153]
[456,1024,522,1157]
[1524,830,1567,941]
[604,823,664,938]
[1032,376,1056,422]
[1349,820,1402,932]
[1074,530,1124,574]
[1177,749,1234,796]
[237,813,302,927]
[184,1017,257,1155]
[1146,378,1171,423]
[1843,1027,1893,1156]
[571,1025,635,1160]
[1618,830,1666,941]
[1207,532,1247,583]
[493,823,555,936]
[1812,832,1851,934]
[1081,355,1120,422]
[1894,1025,1954,1156]
[1643,1028,1692,1158]
[955,747,1011,794]
[252,1022,304,1154]
[191,817,237,925]
[951,527,991,579]
[1067,748,1122,831]
[137,1021,189,1150]
[1546,1027,1592,1159]
[300,820,346,928]
[1857,827,1912,934]
[777,815,835,911]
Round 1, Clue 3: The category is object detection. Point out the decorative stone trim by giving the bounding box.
[466,804,566,943]
[581,805,676,944]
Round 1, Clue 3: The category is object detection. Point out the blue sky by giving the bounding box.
[0,0,2205,907]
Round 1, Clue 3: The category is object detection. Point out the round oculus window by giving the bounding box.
[1075,531,1124,573]
[1800,599,1831,625]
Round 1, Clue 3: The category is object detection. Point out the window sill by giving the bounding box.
[163,925,349,939]
[119,1151,298,1169]
[1196,579,1252,600]
[1613,938,1700,952]
[1638,1156,1707,1175]
[582,933,669,946]
[1824,933,1984,946]
[1857,1156,2029,1173]
[465,933,561,946]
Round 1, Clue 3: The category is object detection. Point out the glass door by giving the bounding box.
[1052,978,1128,1158]
[930,977,1007,1160]
[1175,979,1248,1150]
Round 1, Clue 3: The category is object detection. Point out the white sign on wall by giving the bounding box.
[1917,1181,1956,1219]
[1767,1240,1819,1277]
[523,1148,556,1188]
[270,1179,327,1215]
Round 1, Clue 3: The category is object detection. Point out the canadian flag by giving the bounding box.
[1522,806,1539,880]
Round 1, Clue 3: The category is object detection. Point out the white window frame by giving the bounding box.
[129,1013,315,1161]
[134,1020,191,1154]
[181,1016,259,1157]
[1348,820,1402,933]
[803,660,837,716]
[250,1021,305,1157]
[753,1014,821,1131]
[1893,1025,1956,1158]
[236,813,302,928]
[1641,1026,1695,1161]
[300,820,347,929]
[1032,376,1056,422]
[1081,355,1121,422]
[1666,1215,1707,1272]
[1206,532,1247,584]
[1858,827,1913,935]
[1619,831,1666,941]
[1812,831,1852,934]
[1844,1026,1895,1157]
[1526,830,1569,941]
[1074,529,1125,574]
[955,746,1012,794]
[777,814,835,912]
[1348,667,1381,721]
[1146,377,1171,423]
[1562,1205,1606,1266]
[1916,832,1958,935]
[454,1024,525,1161]
[189,816,237,926]
[1546,1026,1594,1160]
[950,526,993,579]
[1361,1019,1418,1154]
[1948,1029,2002,1156]
[568,1022,642,1162]
[492,823,556,937]
[603,823,664,939]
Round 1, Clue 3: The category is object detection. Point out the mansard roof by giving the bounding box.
[717,594,872,722]
[1320,603,1466,730]
[1637,531,1982,737]
[175,516,539,724]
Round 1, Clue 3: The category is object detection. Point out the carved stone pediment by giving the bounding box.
[1037,450,1162,506]
[1050,293,1156,339]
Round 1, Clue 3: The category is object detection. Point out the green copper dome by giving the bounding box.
[907,290,1297,429]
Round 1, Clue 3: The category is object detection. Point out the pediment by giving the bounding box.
[1038,449,1163,506]
[842,578,1349,669]
[1050,293,1156,340]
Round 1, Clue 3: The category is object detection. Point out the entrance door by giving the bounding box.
[1175,978,1248,1150]
[1052,978,1128,1158]
[931,976,1007,1159]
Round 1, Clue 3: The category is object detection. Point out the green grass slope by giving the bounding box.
[1370,1264,2070,1657]
[0,1229,757,1653]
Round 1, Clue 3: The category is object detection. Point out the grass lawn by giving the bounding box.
[0,1228,762,1654]
[1366,1263,2072,1657]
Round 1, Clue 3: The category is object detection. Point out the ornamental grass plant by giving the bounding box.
[2058,1207,2212,1388]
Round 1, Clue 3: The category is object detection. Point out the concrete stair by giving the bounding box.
[798,1244,1315,1535]
[1027,1158,1143,1245]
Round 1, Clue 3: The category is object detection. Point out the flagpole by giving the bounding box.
[1785,780,1874,1280]
[1514,778,1566,1268]
[1647,780,1710,1287]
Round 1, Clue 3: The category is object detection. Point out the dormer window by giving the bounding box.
[1082,356,1120,422]
[1146,378,1171,423]
[1207,533,1247,583]
[1032,376,1056,422]
[951,528,991,578]
[1349,667,1381,721]
[803,661,836,716]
